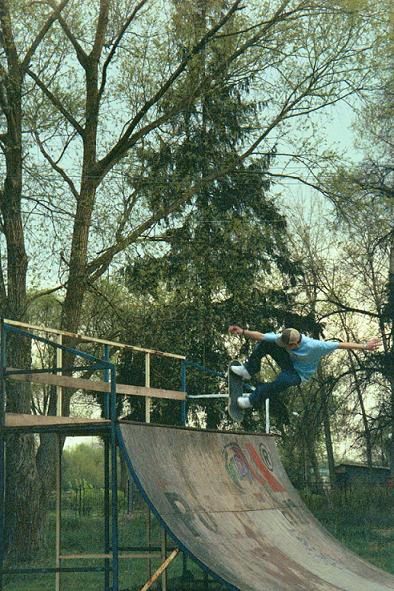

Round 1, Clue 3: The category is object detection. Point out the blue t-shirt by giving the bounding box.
[263,332,339,382]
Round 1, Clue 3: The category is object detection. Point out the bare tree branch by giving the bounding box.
[21,0,71,71]
[98,0,149,100]
[33,129,79,199]
[96,0,244,177]
[320,300,380,319]
[46,0,88,66]
[26,67,84,135]
[27,283,65,305]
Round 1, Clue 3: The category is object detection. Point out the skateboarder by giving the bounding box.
[228,325,381,412]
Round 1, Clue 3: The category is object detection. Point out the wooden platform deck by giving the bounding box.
[3,413,111,434]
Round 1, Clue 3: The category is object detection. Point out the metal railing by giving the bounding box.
[182,360,271,434]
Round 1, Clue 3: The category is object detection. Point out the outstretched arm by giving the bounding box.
[228,325,264,341]
[337,337,381,352]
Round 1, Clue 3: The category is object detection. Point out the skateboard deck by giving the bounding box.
[227,360,245,422]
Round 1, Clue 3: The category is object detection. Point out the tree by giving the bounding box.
[323,26,393,469]
[0,0,384,555]
[261,158,392,479]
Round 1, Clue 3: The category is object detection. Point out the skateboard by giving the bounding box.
[227,360,245,422]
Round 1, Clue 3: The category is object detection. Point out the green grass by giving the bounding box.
[3,510,221,591]
[4,487,394,590]
[302,485,394,575]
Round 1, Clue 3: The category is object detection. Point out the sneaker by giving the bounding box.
[230,364,251,380]
[237,396,252,410]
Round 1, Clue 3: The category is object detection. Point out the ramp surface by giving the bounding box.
[118,422,394,591]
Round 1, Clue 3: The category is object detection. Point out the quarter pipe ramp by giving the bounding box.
[118,422,394,591]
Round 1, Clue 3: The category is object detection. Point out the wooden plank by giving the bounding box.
[5,413,110,428]
[6,370,186,401]
[116,383,186,401]
[8,370,110,393]
[139,549,179,591]
[4,319,186,359]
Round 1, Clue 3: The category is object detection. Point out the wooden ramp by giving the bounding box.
[118,422,394,591]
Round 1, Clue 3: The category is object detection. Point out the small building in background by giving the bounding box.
[334,462,391,488]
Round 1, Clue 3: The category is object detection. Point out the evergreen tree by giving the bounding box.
[120,0,307,429]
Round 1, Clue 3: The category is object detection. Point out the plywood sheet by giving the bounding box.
[118,423,394,591]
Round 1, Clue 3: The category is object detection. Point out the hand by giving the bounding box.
[365,337,381,351]
[228,325,243,335]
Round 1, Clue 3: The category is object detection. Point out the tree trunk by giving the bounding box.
[0,43,46,556]
[349,357,373,469]
[390,378,394,477]
[322,397,336,487]
[305,431,324,492]
[32,45,104,549]
[389,239,394,476]
[4,337,46,559]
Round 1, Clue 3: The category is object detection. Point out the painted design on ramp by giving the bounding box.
[222,441,284,493]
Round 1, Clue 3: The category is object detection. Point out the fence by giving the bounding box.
[48,480,146,517]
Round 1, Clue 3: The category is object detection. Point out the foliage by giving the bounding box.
[62,443,104,489]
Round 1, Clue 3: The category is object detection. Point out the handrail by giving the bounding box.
[4,318,186,360]
[184,360,225,378]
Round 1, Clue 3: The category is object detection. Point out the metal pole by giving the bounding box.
[0,321,6,591]
[104,436,110,591]
[144,352,153,580]
[103,345,110,420]
[145,353,151,423]
[56,335,63,417]
[180,360,187,426]
[55,434,62,591]
[0,321,6,428]
[265,398,270,434]
[147,508,152,581]
[55,327,63,591]
[110,366,119,591]
[103,345,110,591]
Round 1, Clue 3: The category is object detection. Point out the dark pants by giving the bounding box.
[244,340,301,408]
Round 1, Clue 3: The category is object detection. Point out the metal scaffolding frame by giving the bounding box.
[0,319,263,590]
[0,319,187,591]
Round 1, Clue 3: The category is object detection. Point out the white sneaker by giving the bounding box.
[230,364,251,380]
[237,396,252,410]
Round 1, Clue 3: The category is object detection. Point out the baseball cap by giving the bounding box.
[276,328,301,348]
